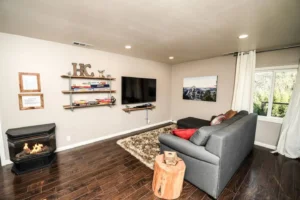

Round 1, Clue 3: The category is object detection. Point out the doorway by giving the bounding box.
[0,120,7,166]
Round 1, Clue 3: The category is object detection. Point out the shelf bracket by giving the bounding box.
[67,72,74,112]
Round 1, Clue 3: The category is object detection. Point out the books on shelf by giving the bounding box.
[71,81,110,91]
[90,84,110,88]
[96,98,113,104]
[62,76,115,109]
[72,88,94,92]
[92,88,110,91]
[72,98,113,106]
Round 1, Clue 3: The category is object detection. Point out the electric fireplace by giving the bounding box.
[6,123,56,175]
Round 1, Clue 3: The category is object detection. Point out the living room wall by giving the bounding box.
[0,33,172,162]
[171,55,236,121]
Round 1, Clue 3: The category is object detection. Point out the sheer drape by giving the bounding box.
[275,65,300,158]
[232,51,256,112]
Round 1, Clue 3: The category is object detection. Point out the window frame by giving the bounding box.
[253,65,298,124]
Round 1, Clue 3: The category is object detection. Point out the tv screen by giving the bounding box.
[122,77,156,104]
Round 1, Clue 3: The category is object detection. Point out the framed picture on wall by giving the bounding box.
[18,93,44,110]
[19,72,41,92]
[183,76,218,102]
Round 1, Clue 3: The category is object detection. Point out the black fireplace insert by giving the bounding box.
[6,123,56,175]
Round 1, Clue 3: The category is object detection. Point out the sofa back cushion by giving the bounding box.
[222,110,249,125]
[189,110,249,146]
[189,123,228,146]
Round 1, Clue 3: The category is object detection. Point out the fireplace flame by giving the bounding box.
[24,143,29,150]
[23,143,44,154]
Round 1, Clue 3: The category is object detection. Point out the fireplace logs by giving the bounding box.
[15,143,50,159]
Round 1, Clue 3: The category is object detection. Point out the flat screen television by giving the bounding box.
[122,76,156,104]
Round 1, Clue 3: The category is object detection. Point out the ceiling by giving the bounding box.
[1,0,300,64]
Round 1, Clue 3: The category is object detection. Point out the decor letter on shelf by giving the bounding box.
[72,63,94,77]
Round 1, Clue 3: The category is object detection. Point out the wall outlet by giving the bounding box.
[66,136,71,141]
[147,119,151,124]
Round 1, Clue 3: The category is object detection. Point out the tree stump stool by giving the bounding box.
[152,154,186,199]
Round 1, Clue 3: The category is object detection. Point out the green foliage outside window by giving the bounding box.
[253,70,297,118]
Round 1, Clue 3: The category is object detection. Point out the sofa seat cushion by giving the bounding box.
[177,117,210,129]
[159,134,219,165]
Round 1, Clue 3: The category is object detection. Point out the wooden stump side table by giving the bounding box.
[152,154,186,199]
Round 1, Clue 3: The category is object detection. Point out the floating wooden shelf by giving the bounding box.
[123,106,155,113]
[61,72,116,111]
[63,103,114,109]
[61,75,116,80]
[62,90,116,94]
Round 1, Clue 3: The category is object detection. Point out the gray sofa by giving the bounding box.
[159,111,257,199]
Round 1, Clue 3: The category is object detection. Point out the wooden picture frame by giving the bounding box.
[18,93,44,110]
[19,72,41,92]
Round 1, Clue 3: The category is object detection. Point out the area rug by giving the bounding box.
[117,124,177,169]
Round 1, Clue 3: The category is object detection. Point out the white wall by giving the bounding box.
[0,33,172,160]
[171,55,236,121]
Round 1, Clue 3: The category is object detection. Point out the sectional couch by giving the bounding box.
[159,111,257,198]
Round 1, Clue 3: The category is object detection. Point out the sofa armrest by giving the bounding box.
[159,134,219,165]
[204,114,257,196]
[205,134,224,157]
[205,114,257,158]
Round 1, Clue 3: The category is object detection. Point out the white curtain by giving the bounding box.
[275,66,300,158]
[232,50,256,112]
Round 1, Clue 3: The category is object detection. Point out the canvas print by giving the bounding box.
[183,76,218,102]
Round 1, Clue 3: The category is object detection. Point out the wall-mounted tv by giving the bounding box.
[122,76,156,104]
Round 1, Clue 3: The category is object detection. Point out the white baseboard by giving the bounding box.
[1,123,277,167]
[1,159,12,166]
[254,141,276,150]
[0,120,172,167]
[56,120,172,152]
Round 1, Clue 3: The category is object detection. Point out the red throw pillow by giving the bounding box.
[172,129,197,140]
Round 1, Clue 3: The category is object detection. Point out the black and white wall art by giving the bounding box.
[183,76,218,102]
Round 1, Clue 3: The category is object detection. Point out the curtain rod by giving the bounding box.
[230,44,300,56]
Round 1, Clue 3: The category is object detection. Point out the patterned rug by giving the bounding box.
[117,124,177,169]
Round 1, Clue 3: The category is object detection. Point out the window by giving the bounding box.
[253,68,297,121]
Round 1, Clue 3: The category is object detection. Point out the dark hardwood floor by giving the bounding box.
[1,127,300,200]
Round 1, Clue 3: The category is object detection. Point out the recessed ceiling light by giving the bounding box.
[169,56,174,60]
[239,34,248,39]
[125,45,131,49]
